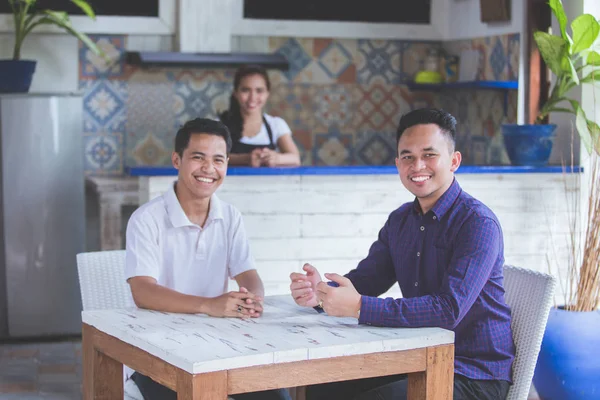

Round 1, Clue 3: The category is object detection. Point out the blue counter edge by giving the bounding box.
[128,165,583,176]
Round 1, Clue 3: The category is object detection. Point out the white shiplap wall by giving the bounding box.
[140,172,580,304]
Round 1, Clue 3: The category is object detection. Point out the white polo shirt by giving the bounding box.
[124,182,256,297]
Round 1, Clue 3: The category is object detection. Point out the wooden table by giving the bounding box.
[82,295,454,399]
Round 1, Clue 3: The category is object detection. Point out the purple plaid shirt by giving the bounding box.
[346,179,515,382]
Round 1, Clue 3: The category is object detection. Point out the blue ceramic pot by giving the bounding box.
[501,124,557,167]
[0,60,36,93]
[533,307,600,399]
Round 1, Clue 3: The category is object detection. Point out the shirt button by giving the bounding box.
[417,252,420,257]
[420,226,425,231]
[415,282,419,287]
[433,216,437,220]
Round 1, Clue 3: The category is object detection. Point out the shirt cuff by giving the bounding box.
[358,296,384,325]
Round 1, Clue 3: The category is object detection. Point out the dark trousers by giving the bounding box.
[131,372,292,400]
[306,373,510,400]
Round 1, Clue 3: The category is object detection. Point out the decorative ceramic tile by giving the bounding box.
[315,39,357,83]
[313,129,354,166]
[356,40,402,84]
[79,35,125,80]
[400,87,435,110]
[125,73,176,168]
[489,133,510,165]
[506,91,519,124]
[266,83,316,132]
[132,133,172,166]
[290,130,313,165]
[507,34,520,80]
[470,135,491,165]
[81,80,127,133]
[313,85,354,131]
[83,132,123,175]
[166,69,233,83]
[173,80,232,127]
[355,131,397,165]
[352,84,409,132]
[271,38,313,82]
[490,37,508,81]
[455,133,472,160]
[474,92,505,137]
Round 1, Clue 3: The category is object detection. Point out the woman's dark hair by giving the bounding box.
[174,118,232,156]
[218,65,271,143]
[396,108,457,152]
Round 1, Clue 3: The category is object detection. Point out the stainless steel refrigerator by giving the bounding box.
[0,93,85,339]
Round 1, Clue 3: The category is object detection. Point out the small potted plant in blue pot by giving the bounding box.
[0,0,104,93]
[502,0,599,166]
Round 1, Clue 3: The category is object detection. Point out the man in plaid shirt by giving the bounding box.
[290,108,515,400]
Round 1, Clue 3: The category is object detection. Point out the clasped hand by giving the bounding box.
[290,263,362,318]
[250,148,279,167]
[207,287,263,318]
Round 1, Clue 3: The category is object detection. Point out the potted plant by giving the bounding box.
[526,3,600,398]
[501,0,600,166]
[0,0,103,93]
[532,135,600,399]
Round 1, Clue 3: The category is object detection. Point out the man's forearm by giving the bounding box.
[244,279,264,298]
[131,281,211,314]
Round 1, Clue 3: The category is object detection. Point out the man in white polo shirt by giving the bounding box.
[125,118,291,400]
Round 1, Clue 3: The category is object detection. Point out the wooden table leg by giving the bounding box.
[176,369,228,399]
[82,324,124,400]
[407,344,454,400]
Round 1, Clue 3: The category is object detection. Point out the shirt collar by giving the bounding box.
[164,182,224,228]
[412,177,462,220]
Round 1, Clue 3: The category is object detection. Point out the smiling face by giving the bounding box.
[172,133,228,203]
[233,73,270,116]
[395,123,461,213]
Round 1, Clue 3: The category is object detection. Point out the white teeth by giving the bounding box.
[195,177,214,183]
[411,176,430,182]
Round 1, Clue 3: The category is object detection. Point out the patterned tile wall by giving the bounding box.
[78,34,519,175]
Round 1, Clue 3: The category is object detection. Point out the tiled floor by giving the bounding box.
[1,340,541,400]
[0,340,82,399]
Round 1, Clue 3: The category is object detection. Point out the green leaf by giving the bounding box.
[567,57,580,84]
[576,105,593,154]
[581,68,600,83]
[70,0,96,19]
[549,0,570,43]
[549,107,575,113]
[34,11,103,57]
[534,31,568,75]
[588,51,600,66]
[571,14,600,54]
[587,119,600,155]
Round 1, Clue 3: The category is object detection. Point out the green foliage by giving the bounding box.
[8,0,104,61]
[535,0,600,155]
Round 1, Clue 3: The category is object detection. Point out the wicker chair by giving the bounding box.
[76,250,142,400]
[76,250,238,400]
[503,265,556,400]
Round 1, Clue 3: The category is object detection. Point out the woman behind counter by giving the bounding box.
[219,65,301,167]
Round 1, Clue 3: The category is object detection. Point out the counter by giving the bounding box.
[130,165,582,301]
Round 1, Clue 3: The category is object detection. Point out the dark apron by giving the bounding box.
[231,116,276,154]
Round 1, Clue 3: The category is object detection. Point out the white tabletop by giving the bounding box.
[82,295,454,374]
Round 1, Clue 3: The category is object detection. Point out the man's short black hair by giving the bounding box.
[396,108,457,152]
[174,118,232,157]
